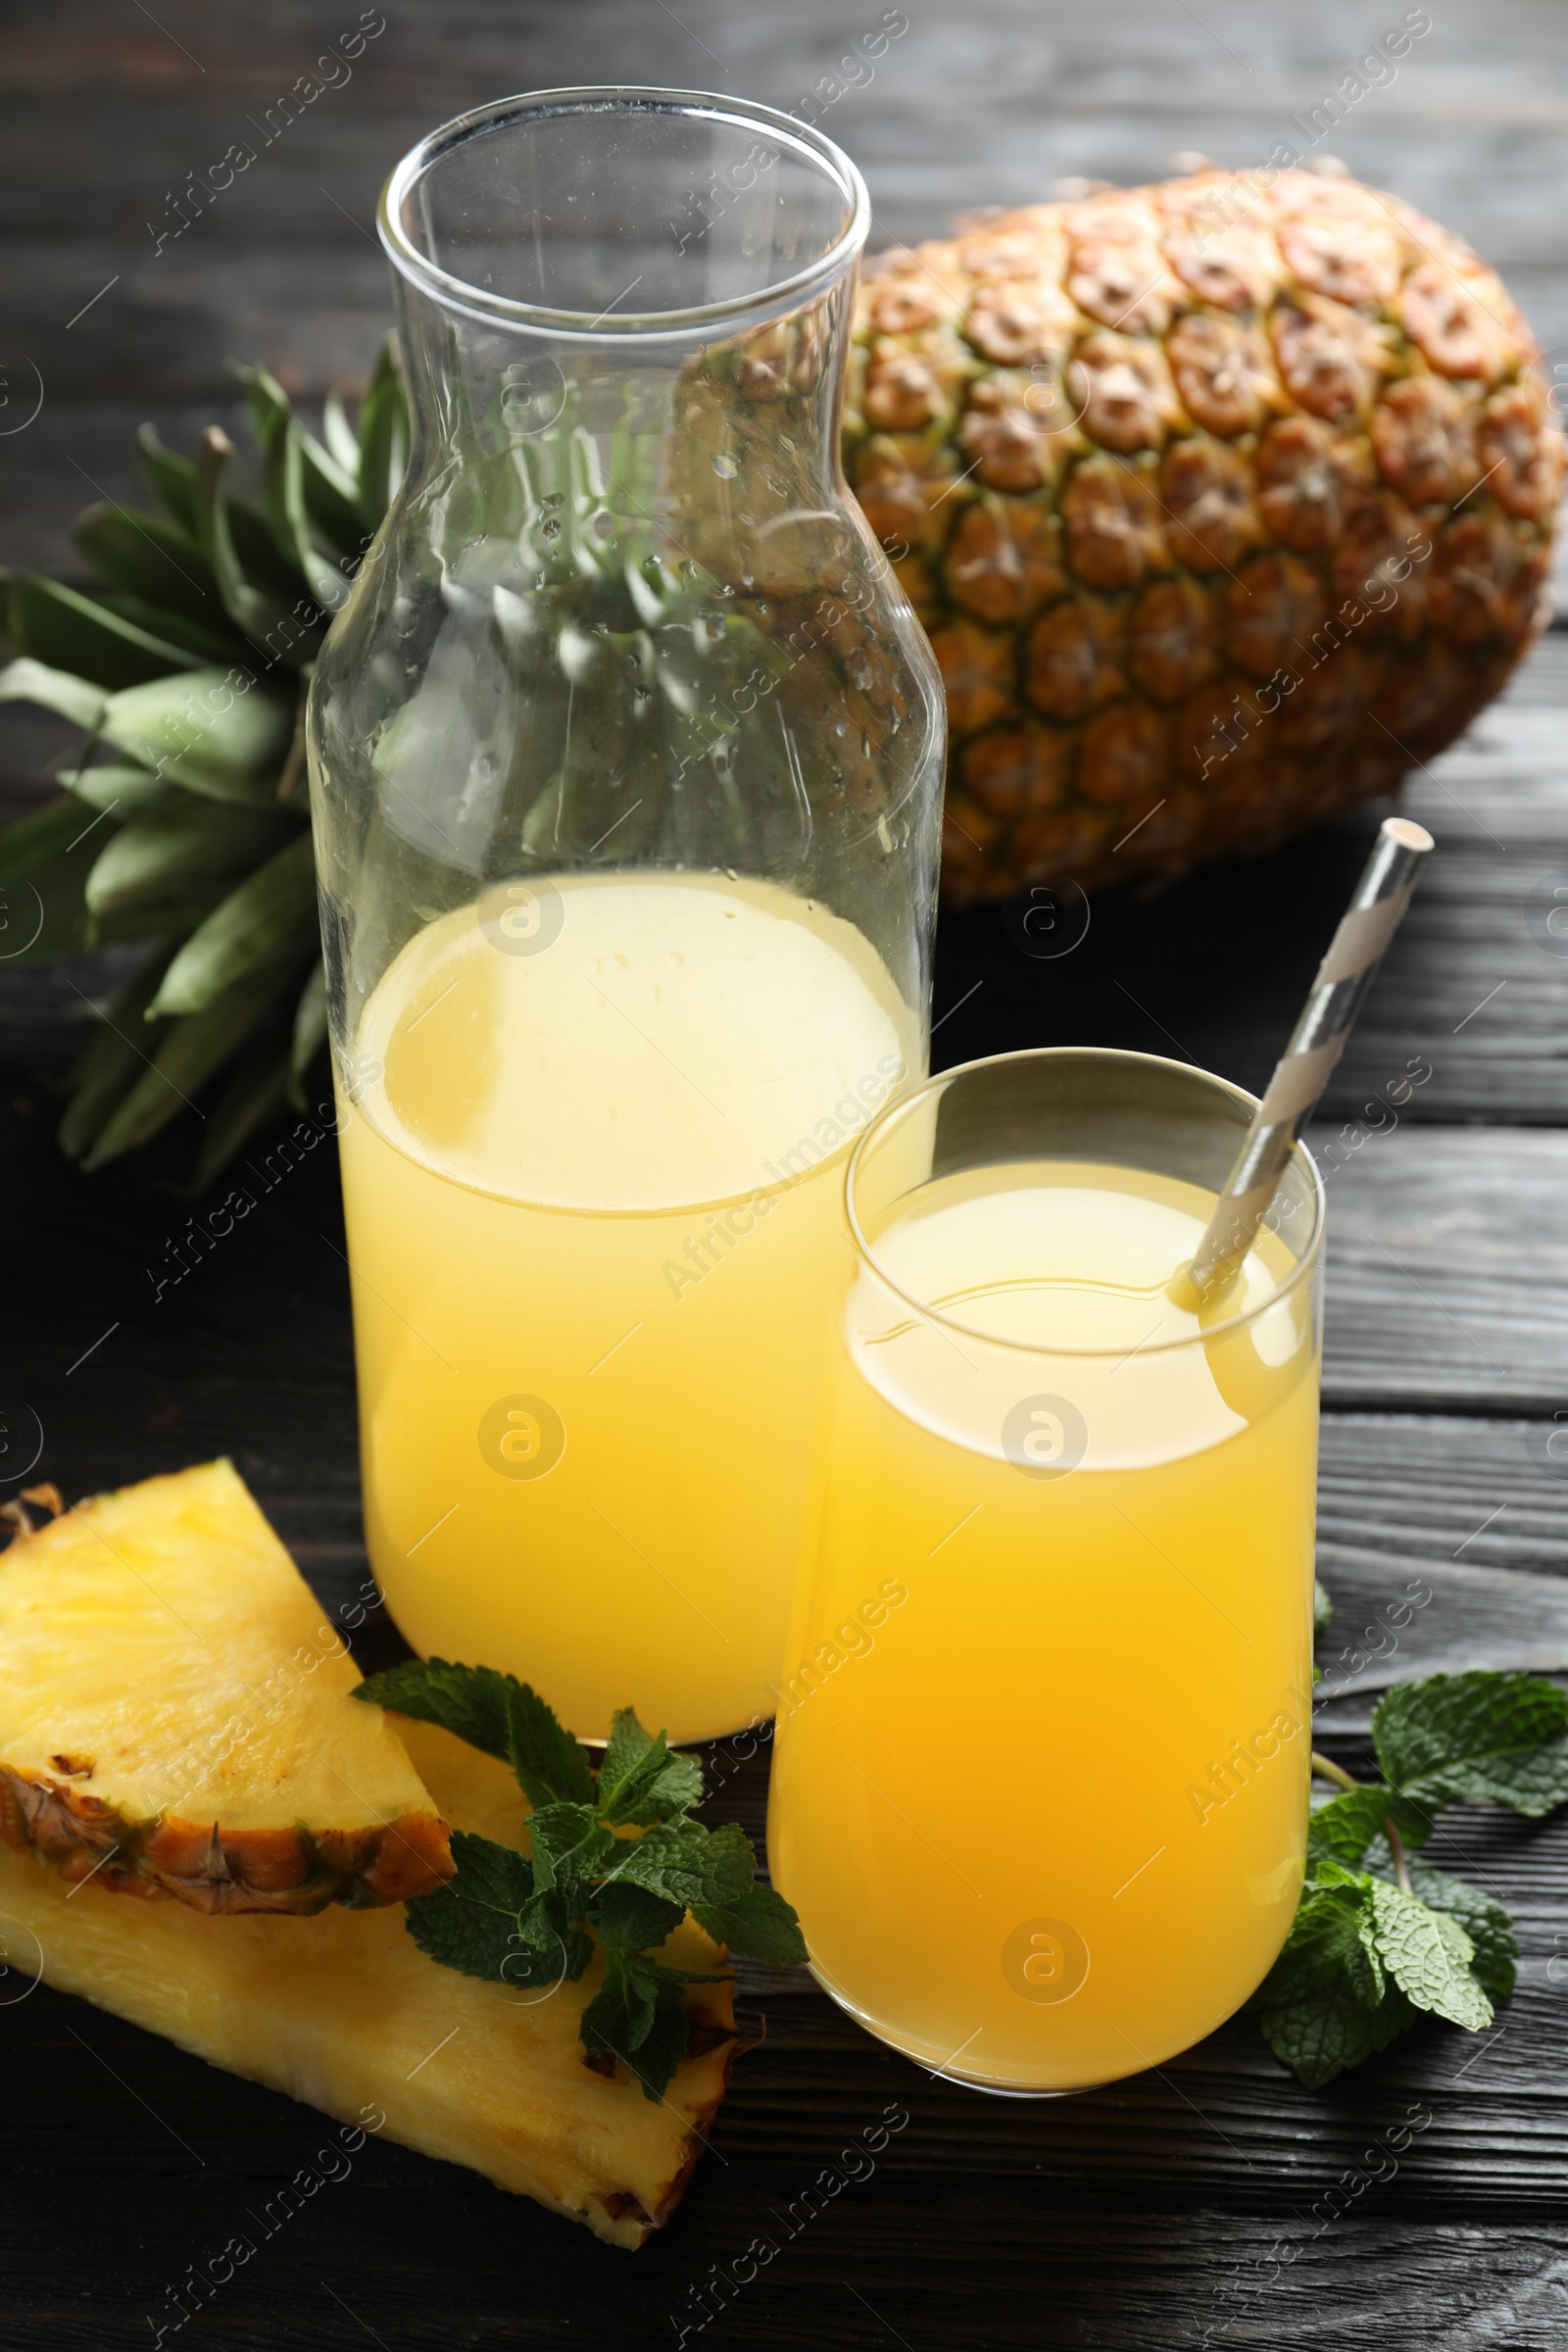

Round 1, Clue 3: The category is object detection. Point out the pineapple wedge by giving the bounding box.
[0,1713,736,2245]
[0,1461,452,1911]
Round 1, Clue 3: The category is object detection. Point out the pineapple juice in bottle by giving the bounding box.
[309,93,946,1741]
[767,1155,1319,2092]
[337,871,916,1744]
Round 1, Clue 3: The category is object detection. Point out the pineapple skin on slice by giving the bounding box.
[0,1461,453,1913]
[0,1715,737,2247]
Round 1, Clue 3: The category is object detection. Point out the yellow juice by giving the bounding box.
[337,872,916,1744]
[766,1159,1318,2092]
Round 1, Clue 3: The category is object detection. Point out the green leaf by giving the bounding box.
[3,573,203,690]
[594,1879,686,1952]
[237,363,364,559]
[192,425,309,652]
[290,958,328,1104]
[0,655,108,734]
[446,1827,534,1913]
[73,499,224,626]
[58,945,176,1161]
[0,788,101,881]
[1257,1976,1418,2089]
[186,1038,294,1194]
[352,1657,516,1763]
[57,763,171,814]
[1403,1861,1518,2004]
[1254,1877,1375,2008]
[524,1801,614,1906]
[612,1818,756,1911]
[93,590,246,668]
[692,1884,808,1967]
[358,346,410,531]
[1374,1672,1568,1814]
[405,1886,519,1984]
[1313,1579,1334,1642]
[138,422,200,534]
[1365,1878,1494,2031]
[81,961,296,1169]
[595,1711,698,1827]
[505,1681,596,1811]
[149,829,317,1015]
[99,668,295,805]
[1307,1785,1434,1868]
[404,1832,533,1986]
[256,397,352,613]
[83,793,288,919]
[580,1949,693,2103]
[322,391,361,478]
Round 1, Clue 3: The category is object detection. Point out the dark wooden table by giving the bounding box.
[4,4,1567,2344]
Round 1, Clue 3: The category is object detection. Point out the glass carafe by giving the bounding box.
[307,87,945,1743]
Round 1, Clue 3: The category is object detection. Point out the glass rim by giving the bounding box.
[377,85,872,341]
[844,1045,1327,1360]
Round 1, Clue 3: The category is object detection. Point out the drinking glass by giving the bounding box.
[307,89,945,1743]
[767,1048,1324,2093]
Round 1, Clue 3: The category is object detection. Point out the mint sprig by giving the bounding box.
[1256,1659,1565,2086]
[355,1660,805,2102]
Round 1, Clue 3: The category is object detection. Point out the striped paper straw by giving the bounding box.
[1186,815,1435,1301]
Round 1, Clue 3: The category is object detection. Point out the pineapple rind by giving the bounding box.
[0,1461,453,1912]
[0,1716,735,2248]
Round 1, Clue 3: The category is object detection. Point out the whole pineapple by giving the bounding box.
[843,166,1563,898]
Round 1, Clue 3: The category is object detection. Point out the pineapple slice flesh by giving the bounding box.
[0,1461,452,1911]
[0,1714,736,2246]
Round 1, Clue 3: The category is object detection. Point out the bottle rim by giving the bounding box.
[378,85,872,341]
[844,1045,1328,1360]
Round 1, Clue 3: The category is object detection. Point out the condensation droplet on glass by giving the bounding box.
[710,452,740,479]
[634,684,653,704]
[541,517,561,539]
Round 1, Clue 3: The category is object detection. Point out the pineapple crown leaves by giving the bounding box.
[353,1658,805,2103]
[0,342,410,1184]
[1256,1662,1568,2088]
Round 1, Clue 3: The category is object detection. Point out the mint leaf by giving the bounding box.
[444,1828,534,1911]
[404,1831,531,1984]
[1365,1879,1493,2030]
[1373,1672,1568,1810]
[581,1949,693,2102]
[596,1709,706,1825]
[1307,1785,1433,1868]
[624,1973,699,2104]
[1255,1875,1374,2008]
[595,1879,686,1952]
[595,1715,676,1825]
[1257,1976,1417,2088]
[638,1750,707,1822]
[505,1682,595,1810]
[1421,1735,1568,1817]
[612,1818,757,1910]
[1348,1904,1387,2008]
[1404,1861,1518,2003]
[525,1802,614,1904]
[692,1884,808,1967]
[354,1657,516,1761]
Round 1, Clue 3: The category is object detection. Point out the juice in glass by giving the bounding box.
[767,1050,1324,2093]
[338,871,916,1744]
